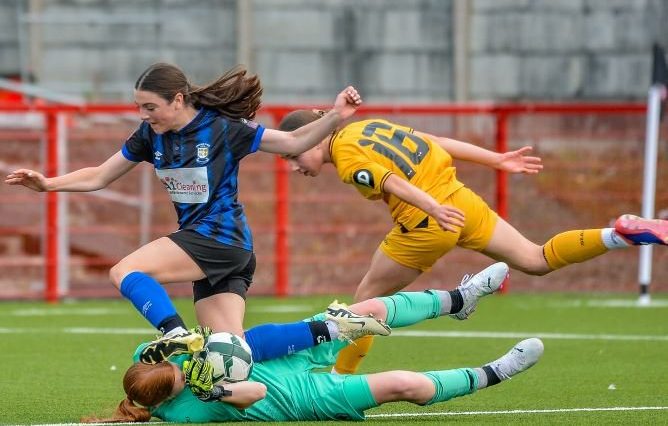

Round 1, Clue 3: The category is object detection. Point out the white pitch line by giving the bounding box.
[248,304,315,313]
[8,423,166,426]
[0,327,667,342]
[391,330,668,341]
[4,299,666,318]
[2,305,315,317]
[366,406,668,418]
[0,327,155,335]
[12,406,668,425]
[7,307,126,317]
[65,327,155,334]
[550,299,668,308]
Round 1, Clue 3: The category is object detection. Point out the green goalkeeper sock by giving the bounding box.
[377,291,442,328]
[421,368,478,405]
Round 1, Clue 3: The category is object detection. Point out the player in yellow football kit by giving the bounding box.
[279,110,668,374]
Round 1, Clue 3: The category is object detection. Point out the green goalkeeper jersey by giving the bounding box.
[132,321,375,422]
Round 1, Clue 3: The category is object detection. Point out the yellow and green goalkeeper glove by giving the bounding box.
[189,325,213,339]
[183,355,215,400]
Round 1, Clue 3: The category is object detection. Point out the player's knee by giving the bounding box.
[108,264,123,288]
[527,268,550,276]
[528,250,553,276]
[109,263,134,289]
[510,248,551,276]
[520,262,551,276]
[350,299,386,318]
[387,371,423,399]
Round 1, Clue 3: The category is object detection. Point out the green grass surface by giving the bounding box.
[2,293,668,425]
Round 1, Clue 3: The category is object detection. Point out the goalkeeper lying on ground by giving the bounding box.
[85,262,543,423]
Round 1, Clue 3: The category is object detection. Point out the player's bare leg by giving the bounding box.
[334,249,420,374]
[364,338,544,406]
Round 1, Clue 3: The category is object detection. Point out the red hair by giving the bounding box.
[82,362,175,423]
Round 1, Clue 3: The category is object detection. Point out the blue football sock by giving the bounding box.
[244,321,313,362]
[119,271,179,330]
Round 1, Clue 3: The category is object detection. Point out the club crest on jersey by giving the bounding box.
[353,169,374,188]
[196,143,210,164]
[154,150,163,162]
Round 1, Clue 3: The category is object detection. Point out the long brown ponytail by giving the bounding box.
[82,362,175,423]
[135,62,263,119]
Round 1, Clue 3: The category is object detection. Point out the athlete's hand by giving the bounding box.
[184,355,214,399]
[429,204,465,233]
[496,146,543,174]
[332,86,362,121]
[4,169,49,192]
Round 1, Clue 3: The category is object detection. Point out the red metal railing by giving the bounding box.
[0,102,649,301]
[262,103,647,298]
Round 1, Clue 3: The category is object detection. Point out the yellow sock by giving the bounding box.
[543,229,608,270]
[333,335,375,374]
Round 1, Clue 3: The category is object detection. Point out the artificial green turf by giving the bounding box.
[1,293,667,425]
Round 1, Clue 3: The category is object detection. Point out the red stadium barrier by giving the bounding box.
[0,101,664,301]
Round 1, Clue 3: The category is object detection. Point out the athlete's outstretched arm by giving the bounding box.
[5,151,137,192]
[217,381,267,409]
[382,174,464,232]
[415,131,543,174]
[259,86,362,155]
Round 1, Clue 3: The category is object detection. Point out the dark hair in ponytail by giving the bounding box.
[135,62,263,119]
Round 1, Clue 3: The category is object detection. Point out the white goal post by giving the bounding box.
[638,44,668,305]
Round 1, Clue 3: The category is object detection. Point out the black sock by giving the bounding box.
[157,314,187,335]
[449,290,464,313]
[482,365,501,387]
[307,320,332,345]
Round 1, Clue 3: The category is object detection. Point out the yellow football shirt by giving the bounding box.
[330,119,464,229]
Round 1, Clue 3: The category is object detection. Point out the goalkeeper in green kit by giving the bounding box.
[85,263,544,423]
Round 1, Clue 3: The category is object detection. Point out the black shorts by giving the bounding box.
[167,230,256,302]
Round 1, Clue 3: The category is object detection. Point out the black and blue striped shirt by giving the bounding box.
[121,108,264,251]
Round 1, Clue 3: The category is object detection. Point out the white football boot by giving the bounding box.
[450,262,509,320]
[326,300,391,342]
[485,338,544,380]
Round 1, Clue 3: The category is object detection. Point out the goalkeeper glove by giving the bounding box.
[189,325,213,339]
[193,385,232,402]
[183,355,214,399]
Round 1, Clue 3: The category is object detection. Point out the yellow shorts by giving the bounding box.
[379,186,498,272]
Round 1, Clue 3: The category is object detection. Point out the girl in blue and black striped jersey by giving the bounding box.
[5,62,362,364]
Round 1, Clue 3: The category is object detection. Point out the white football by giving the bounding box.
[197,332,254,384]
